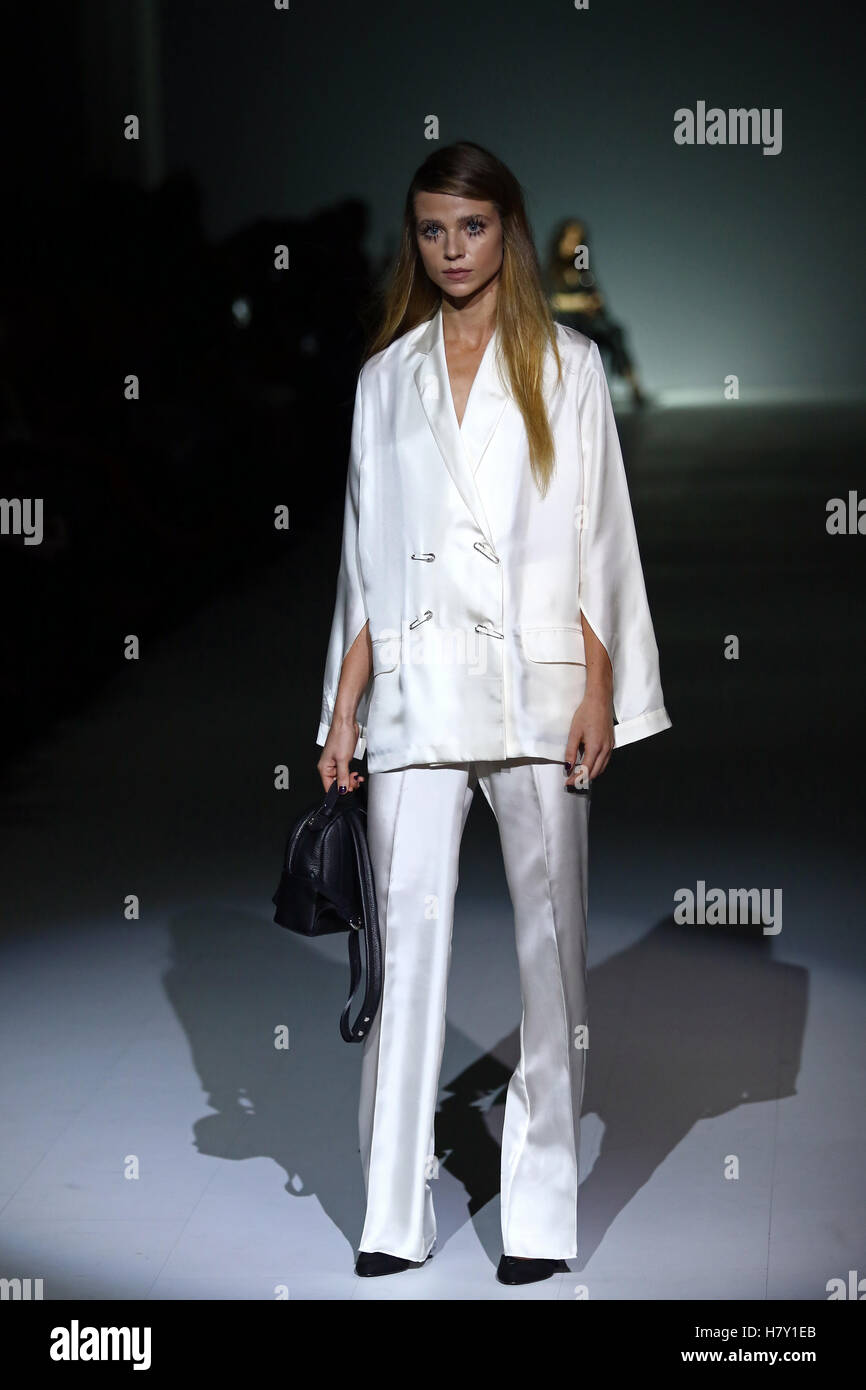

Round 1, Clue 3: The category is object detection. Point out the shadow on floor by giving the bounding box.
[169,908,806,1267]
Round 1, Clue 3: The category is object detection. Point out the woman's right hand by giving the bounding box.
[317,716,365,795]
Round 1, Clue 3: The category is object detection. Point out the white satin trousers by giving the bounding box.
[358,757,590,1262]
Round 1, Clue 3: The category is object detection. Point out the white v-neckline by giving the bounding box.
[442,322,497,433]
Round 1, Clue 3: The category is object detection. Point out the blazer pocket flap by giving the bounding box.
[371,633,400,675]
[521,625,586,665]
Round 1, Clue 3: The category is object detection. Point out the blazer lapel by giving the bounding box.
[412,305,506,541]
[411,303,568,534]
[461,339,511,477]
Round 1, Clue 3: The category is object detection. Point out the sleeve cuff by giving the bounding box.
[316,717,367,760]
[612,706,672,749]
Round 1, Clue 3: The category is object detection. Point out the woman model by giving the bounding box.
[315,141,671,1285]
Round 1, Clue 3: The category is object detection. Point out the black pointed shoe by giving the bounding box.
[496,1254,569,1285]
[355,1249,432,1277]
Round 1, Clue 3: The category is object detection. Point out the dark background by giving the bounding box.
[3,0,864,856]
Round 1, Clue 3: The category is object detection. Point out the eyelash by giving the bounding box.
[419,217,487,241]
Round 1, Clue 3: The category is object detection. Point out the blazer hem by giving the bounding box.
[363,738,577,774]
[317,710,672,769]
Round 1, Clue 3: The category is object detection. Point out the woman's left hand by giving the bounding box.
[565,693,615,786]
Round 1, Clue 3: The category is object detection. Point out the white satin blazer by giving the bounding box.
[315,303,671,773]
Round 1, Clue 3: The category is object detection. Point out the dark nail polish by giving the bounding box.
[338,785,347,794]
[564,762,573,773]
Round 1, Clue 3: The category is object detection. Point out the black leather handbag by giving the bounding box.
[272,780,382,1043]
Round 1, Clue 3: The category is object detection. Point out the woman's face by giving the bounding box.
[413,192,503,301]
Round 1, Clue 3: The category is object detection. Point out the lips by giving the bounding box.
[443,269,471,277]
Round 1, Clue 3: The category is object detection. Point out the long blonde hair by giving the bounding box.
[363,141,564,497]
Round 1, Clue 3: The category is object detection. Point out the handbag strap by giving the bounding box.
[339,803,383,1044]
[307,778,341,828]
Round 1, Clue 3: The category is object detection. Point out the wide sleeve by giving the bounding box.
[576,340,672,748]
[315,370,371,759]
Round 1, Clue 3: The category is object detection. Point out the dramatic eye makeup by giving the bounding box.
[417,214,488,241]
